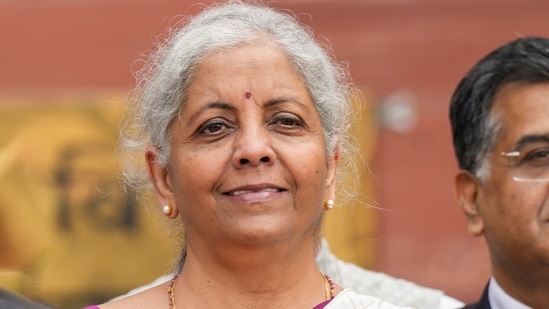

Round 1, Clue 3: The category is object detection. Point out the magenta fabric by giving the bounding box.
[83,299,332,309]
[312,299,332,309]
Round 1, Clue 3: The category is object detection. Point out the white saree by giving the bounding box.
[325,289,413,309]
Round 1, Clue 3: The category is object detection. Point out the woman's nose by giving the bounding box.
[232,126,276,168]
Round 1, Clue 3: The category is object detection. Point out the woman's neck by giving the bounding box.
[176,241,328,308]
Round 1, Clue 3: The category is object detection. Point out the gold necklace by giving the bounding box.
[167,271,335,308]
[167,275,178,309]
[320,271,335,300]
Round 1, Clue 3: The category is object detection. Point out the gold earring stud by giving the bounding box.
[323,199,334,210]
[162,204,173,216]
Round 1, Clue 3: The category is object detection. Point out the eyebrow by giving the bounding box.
[188,102,236,124]
[187,97,309,124]
[513,134,549,151]
[265,97,307,109]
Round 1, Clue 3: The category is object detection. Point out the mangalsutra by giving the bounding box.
[320,271,335,300]
[168,275,177,309]
[167,271,335,308]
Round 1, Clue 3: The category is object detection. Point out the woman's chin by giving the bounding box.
[223,222,296,247]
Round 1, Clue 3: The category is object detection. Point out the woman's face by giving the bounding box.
[148,43,337,248]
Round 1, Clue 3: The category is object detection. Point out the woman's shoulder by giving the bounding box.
[326,289,415,309]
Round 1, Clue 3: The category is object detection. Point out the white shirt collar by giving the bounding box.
[488,277,532,309]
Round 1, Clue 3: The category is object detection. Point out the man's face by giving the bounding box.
[457,81,549,285]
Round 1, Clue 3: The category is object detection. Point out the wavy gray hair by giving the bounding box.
[120,0,354,193]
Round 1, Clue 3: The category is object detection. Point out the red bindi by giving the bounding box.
[245,91,252,99]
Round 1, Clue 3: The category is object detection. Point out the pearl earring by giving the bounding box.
[323,199,334,210]
[162,204,173,216]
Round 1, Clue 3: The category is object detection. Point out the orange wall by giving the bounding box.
[2,0,549,304]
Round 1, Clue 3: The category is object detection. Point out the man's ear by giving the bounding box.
[455,170,484,236]
[325,137,340,202]
[145,146,178,219]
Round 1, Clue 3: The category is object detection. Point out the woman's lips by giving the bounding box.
[223,185,286,202]
[226,187,282,196]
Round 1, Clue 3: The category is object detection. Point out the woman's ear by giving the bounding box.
[325,137,340,202]
[455,170,484,236]
[145,146,179,219]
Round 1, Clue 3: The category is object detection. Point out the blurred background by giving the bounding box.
[1,0,549,308]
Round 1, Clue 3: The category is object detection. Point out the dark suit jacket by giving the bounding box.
[462,283,491,309]
[0,289,54,309]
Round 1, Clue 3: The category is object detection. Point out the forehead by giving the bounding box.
[180,41,314,117]
[180,42,315,121]
[491,82,549,147]
[190,42,301,88]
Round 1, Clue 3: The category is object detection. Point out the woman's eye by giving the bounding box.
[524,148,549,165]
[273,115,304,127]
[198,120,229,135]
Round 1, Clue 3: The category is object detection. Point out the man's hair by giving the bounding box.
[450,36,549,177]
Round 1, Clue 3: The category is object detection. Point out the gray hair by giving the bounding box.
[120,0,354,192]
[450,36,549,180]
